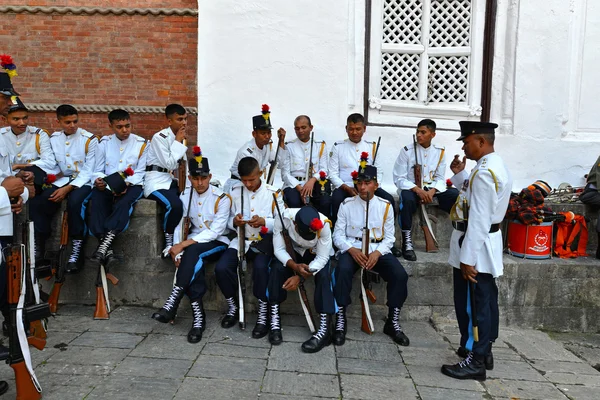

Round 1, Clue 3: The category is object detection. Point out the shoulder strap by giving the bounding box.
[318,142,326,158]
[85,136,98,155]
[434,148,445,175]
[214,193,233,214]
[35,130,41,155]
[138,140,148,159]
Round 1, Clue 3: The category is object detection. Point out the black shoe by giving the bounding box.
[384,307,410,346]
[0,344,8,361]
[391,246,403,257]
[0,381,7,396]
[332,307,347,346]
[268,303,282,345]
[252,300,269,339]
[401,231,417,261]
[187,301,205,343]
[269,329,283,345]
[65,259,83,274]
[441,353,486,381]
[302,314,332,353]
[151,286,185,323]
[402,249,417,261]
[65,239,84,274]
[221,297,238,329]
[456,346,494,370]
[92,231,117,264]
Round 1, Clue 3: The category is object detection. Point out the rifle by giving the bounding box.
[172,186,194,287]
[360,192,376,334]
[413,135,439,252]
[93,239,119,320]
[177,139,188,193]
[273,194,316,332]
[462,198,479,342]
[304,132,315,205]
[266,131,284,185]
[48,210,69,314]
[237,186,247,330]
[23,220,48,340]
[372,136,381,163]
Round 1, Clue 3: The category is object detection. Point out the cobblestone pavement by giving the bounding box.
[1,305,599,399]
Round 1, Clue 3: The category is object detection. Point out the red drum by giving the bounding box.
[507,220,553,259]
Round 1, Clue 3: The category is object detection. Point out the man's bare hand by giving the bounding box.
[1,176,24,198]
[49,185,72,203]
[16,170,34,185]
[348,247,368,268]
[422,189,435,204]
[460,262,478,283]
[364,250,381,270]
[11,196,23,214]
[94,178,107,191]
[300,178,316,199]
[450,155,467,175]
[247,215,265,228]
[282,275,300,291]
[175,125,187,143]
[342,184,358,197]
[277,128,286,147]
[233,213,246,227]
[295,262,312,279]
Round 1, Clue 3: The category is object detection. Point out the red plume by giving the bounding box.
[360,151,369,160]
[446,179,452,187]
[319,171,327,180]
[193,145,201,155]
[0,54,13,66]
[45,174,56,184]
[260,226,269,234]
[124,167,135,177]
[261,104,270,113]
[351,170,358,179]
[309,218,324,231]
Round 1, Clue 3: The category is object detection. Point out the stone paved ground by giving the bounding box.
[1,305,599,399]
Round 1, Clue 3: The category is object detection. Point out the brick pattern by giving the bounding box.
[6,1,197,8]
[0,3,197,140]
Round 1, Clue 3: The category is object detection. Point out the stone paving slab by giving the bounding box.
[416,386,487,400]
[337,357,409,376]
[173,377,260,400]
[340,373,419,399]
[530,360,600,375]
[400,347,459,367]
[335,340,403,362]
[558,385,600,400]
[486,359,548,382]
[45,345,130,367]
[503,330,584,362]
[262,370,340,398]
[406,364,485,392]
[564,344,600,367]
[129,333,205,360]
[70,331,144,349]
[484,379,570,400]
[268,342,337,374]
[544,371,600,387]
[188,354,267,381]
[86,375,183,400]
[201,342,270,359]
[112,356,194,379]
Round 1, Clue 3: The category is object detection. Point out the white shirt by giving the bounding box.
[448,152,512,277]
[273,208,332,274]
[49,128,97,188]
[333,195,395,256]
[393,142,447,193]
[227,181,284,252]
[143,127,187,197]
[174,185,231,246]
[0,125,60,174]
[93,133,148,187]
[281,138,328,189]
[329,138,382,188]
[223,138,278,193]
[0,134,29,236]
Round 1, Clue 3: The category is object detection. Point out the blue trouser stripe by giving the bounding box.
[190,245,227,284]
[330,263,339,313]
[266,258,272,301]
[466,284,475,352]
[151,190,172,231]
[122,190,144,232]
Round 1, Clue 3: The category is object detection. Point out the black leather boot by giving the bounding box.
[268,303,282,345]
[457,344,494,370]
[252,299,269,339]
[221,297,238,329]
[383,307,410,346]
[402,230,417,261]
[332,306,347,346]
[152,285,185,323]
[187,300,205,343]
[441,352,486,381]
[301,313,332,353]
[91,230,117,264]
[66,239,84,274]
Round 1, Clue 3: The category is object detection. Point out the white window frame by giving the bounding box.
[367,0,487,127]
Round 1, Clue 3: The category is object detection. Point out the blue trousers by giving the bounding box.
[331,187,395,224]
[175,240,227,301]
[398,187,459,230]
[334,252,408,308]
[283,187,332,219]
[28,185,60,239]
[214,247,273,302]
[89,185,143,236]
[453,268,498,356]
[147,181,184,234]
[268,250,337,314]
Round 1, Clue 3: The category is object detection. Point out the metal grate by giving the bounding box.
[428,55,469,102]
[380,53,421,101]
[429,0,472,47]
[382,0,423,44]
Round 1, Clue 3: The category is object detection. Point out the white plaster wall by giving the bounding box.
[198,0,600,193]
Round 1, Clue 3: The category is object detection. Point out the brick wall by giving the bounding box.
[0,1,198,141]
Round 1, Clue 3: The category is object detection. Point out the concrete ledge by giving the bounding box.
[39,198,600,333]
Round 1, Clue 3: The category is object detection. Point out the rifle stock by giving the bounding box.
[49,210,69,313]
[237,187,247,330]
[360,192,375,335]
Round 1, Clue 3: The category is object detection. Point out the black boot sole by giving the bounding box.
[441,368,486,381]
[301,338,331,353]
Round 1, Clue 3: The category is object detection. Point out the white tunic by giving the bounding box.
[0,125,59,174]
[448,152,512,277]
[227,181,284,252]
[333,195,395,256]
[281,138,328,189]
[93,133,148,187]
[174,185,231,246]
[328,138,382,188]
[49,128,97,188]
[392,143,447,193]
[273,208,332,274]
[0,134,29,236]
[143,127,188,197]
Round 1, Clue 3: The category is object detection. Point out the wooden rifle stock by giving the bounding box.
[360,193,375,334]
[304,132,315,204]
[48,211,69,313]
[237,187,247,330]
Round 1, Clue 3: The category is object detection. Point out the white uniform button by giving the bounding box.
[16,142,20,146]
[17,153,21,157]
[65,142,69,145]
[67,165,71,168]
[66,153,70,157]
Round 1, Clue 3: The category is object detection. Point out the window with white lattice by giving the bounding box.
[367,0,486,126]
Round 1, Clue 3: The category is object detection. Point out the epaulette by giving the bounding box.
[342,196,354,205]
[31,127,50,136]
[265,184,279,192]
[404,145,409,151]
[136,136,146,142]
[100,135,112,142]
[0,127,8,134]
[334,140,346,145]
[246,147,253,154]
[364,139,375,144]
[433,144,445,150]
[219,193,227,199]
[50,131,62,137]
[80,130,94,139]
[375,196,390,204]
[285,138,297,145]
[159,132,167,139]
[316,140,325,144]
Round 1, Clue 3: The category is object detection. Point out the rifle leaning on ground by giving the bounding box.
[171,184,194,288]
[237,186,247,330]
[48,210,69,314]
[360,192,378,334]
[413,135,439,252]
[266,129,285,185]
[23,217,49,340]
[272,193,316,333]
[303,132,315,205]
